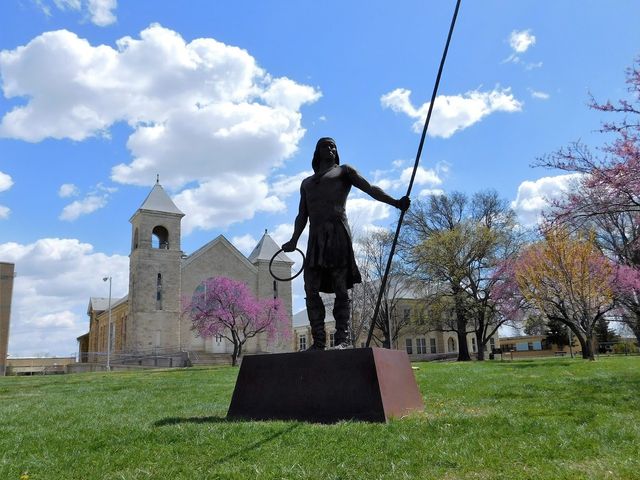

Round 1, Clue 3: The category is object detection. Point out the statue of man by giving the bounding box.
[283,137,410,350]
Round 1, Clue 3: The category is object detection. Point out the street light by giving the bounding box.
[103,276,112,372]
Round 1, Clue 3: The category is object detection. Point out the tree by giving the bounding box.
[352,229,413,348]
[513,229,617,360]
[186,276,290,366]
[403,191,522,361]
[545,317,570,350]
[537,57,640,346]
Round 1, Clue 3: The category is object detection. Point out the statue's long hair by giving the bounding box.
[312,137,340,173]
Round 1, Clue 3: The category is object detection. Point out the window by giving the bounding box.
[121,314,127,347]
[329,333,335,348]
[133,228,139,250]
[152,226,169,249]
[405,338,413,355]
[430,337,437,354]
[403,308,411,322]
[299,335,307,351]
[156,273,163,310]
[448,337,456,352]
[416,338,427,354]
[472,337,477,353]
[215,335,223,343]
[490,337,495,350]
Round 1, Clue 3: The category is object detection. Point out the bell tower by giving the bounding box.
[127,178,184,353]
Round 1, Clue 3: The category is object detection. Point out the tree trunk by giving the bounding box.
[476,338,485,361]
[454,294,471,361]
[231,341,240,366]
[456,313,471,361]
[574,332,595,360]
[629,312,640,347]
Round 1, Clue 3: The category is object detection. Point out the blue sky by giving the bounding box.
[1,0,639,356]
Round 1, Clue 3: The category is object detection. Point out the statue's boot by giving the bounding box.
[333,298,351,348]
[305,296,326,350]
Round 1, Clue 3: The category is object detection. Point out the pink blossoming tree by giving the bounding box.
[185,276,290,366]
[537,57,640,345]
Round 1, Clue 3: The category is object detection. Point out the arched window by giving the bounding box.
[152,226,169,249]
[156,273,163,310]
[448,337,456,353]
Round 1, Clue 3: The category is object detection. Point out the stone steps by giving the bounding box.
[188,351,233,366]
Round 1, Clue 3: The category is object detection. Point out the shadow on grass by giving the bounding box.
[494,360,576,368]
[154,415,230,426]
[154,415,300,464]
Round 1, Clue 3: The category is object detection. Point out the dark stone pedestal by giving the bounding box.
[227,347,424,423]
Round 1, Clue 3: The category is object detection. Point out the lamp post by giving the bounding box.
[103,276,112,371]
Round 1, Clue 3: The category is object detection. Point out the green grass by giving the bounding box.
[1,357,639,480]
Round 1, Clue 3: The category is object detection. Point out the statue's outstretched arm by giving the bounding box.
[347,165,410,210]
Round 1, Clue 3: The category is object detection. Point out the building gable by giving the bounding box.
[181,235,259,298]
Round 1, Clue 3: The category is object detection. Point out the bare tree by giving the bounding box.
[351,229,413,348]
[403,191,523,360]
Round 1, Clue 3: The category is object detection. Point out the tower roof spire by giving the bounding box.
[132,181,184,218]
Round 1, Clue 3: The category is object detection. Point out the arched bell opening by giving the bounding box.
[152,226,169,249]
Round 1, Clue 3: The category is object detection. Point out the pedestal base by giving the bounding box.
[227,347,424,423]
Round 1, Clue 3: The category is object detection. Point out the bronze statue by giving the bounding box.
[283,137,410,350]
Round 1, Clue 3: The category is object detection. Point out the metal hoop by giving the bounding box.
[269,248,305,282]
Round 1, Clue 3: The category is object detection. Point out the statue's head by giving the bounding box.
[312,137,340,172]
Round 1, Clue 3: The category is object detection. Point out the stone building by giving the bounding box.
[0,262,15,376]
[294,285,498,359]
[79,181,294,364]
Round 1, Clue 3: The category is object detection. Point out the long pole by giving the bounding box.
[366,0,462,347]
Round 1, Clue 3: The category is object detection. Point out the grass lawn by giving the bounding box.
[1,356,639,480]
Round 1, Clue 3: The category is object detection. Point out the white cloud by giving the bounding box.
[381,87,522,138]
[58,183,79,198]
[38,0,117,26]
[0,238,128,356]
[59,183,116,220]
[503,29,541,68]
[0,171,13,192]
[0,171,13,219]
[530,89,550,100]
[53,0,82,11]
[347,197,392,235]
[29,311,77,328]
[261,77,321,110]
[511,173,582,226]
[373,159,447,195]
[60,194,108,221]
[509,30,536,53]
[87,0,117,26]
[525,61,543,71]
[270,170,313,198]
[173,174,286,234]
[0,25,320,231]
[400,166,442,186]
[231,234,259,256]
[418,188,445,197]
